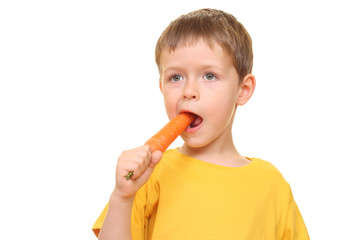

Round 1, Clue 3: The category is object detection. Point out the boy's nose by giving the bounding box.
[183,80,199,100]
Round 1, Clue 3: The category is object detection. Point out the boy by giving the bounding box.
[93,8,309,239]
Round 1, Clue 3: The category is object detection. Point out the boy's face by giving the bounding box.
[159,39,248,149]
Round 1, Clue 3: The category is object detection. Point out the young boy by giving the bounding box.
[93,8,309,239]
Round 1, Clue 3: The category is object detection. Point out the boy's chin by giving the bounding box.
[180,139,210,150]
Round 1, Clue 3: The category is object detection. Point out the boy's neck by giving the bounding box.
[179,135,250,167]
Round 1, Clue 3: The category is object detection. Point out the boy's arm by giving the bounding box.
[98,191,133,240]
[97,146,162,240]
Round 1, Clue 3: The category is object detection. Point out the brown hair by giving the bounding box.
[155,8,253,82]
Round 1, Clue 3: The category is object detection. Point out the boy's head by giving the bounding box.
[156,9,256,150]
[155,8,253,83]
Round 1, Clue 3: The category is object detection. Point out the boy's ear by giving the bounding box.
[237,74,256,106]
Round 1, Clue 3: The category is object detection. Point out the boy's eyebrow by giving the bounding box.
[163,64,225,73]
[163,66,182,72]
[162,66,183,76]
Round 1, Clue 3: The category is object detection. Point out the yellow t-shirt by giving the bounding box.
[93,149,309,239]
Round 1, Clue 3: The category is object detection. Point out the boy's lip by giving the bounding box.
[178,109,199,118]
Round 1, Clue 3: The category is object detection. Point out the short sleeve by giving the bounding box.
[131,168,160,240]
[282,198,310,240]
[92,202,109,237]
[91,165,161,239]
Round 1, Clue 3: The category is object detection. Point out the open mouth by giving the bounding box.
[181,112,203,133]
[189,114,203,128]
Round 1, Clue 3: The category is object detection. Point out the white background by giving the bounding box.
[1,0,359,239]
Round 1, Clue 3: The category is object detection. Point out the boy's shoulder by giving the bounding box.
[251,157,290,187]
[252,157,282,173]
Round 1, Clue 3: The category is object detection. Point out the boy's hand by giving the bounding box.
[114,145,162,200]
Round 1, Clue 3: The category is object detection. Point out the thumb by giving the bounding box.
[148,150,163,170]
[136,150,163,184]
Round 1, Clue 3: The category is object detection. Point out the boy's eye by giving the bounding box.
[203,73,216,81]
[171,75,183,82]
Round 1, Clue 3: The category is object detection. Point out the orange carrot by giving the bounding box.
[125,112,195,180]
[145,112,196,152]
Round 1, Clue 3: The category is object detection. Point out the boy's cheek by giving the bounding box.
[159,79,163,93]
[163,99,177,118]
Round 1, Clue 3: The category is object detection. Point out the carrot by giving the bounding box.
[145,112,196,152]
[125,112,196,180]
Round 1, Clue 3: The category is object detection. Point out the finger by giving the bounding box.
[131,145,152,169]
[122,160,146,180]
[148,150,163,170]
[118,146,152,179]
[138,151,163,182]
[129,150,160,180]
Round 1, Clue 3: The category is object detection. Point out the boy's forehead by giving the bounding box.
[160,38,230,64]
[159,39,234,73]
[171,37,217,51]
